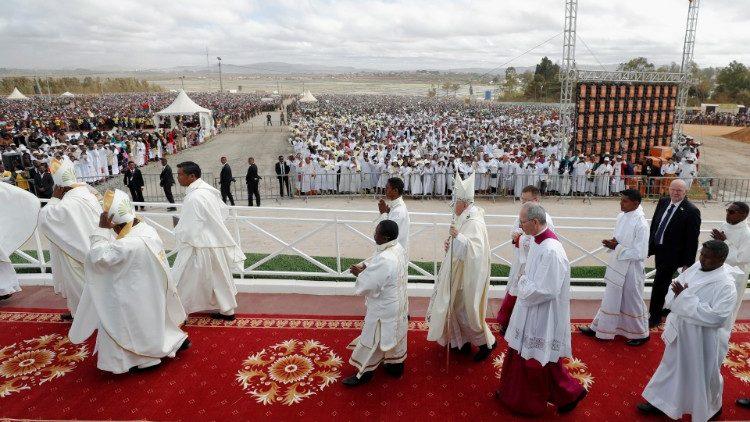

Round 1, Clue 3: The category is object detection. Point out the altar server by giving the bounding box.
[377,177,410,253]
[344,220,408,386]
[639,240,738,422]
[580,189,650,345]
[172,161,245,320]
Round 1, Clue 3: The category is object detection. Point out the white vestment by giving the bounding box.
[589,206,650,339]
[0,183,40,295]
[642,263,738,422]
[70,223,188,374]
[717,220,750,358]
[426,205,495,348]
[172,179,245,315]
[505,229,572,365]
[347,240,408,376]
[507,213,555,296]
[39,186,103,316]
[380,197,410,254]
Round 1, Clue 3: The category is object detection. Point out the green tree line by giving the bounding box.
[0,76,163,95]
[493,56,750,105]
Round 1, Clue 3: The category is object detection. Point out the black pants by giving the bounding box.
[221,184,235,206]
[248,182,260,206]
[649,251,679,326]
[163,185,175,203]
[129,186,145,210]
[277,176,291,197]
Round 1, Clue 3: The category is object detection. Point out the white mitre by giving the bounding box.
[453,173,475,203]
[102,189,136,238]
[50,156,78,187]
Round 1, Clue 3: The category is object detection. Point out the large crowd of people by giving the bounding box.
[0,92,279,198]
[279,95,703,199]
[686,110,750,126]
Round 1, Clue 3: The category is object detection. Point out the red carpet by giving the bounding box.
[1,310,750,421]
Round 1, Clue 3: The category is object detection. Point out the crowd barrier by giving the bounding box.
[13,202,725,290]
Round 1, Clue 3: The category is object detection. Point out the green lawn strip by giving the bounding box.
[12,250,663,287]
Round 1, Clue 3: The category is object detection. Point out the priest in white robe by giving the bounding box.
[580,189,650,344]
[0,182,40,299]
[639,240,738,422]
[710,201,750,360]
[70,189,189,374]
[377,177,410,254]
[343,220,408,386]
[426,173,496,362]
[39,157,103,320]
[497,185,555,333]
[172,161,245,320]
[496,203,586,417]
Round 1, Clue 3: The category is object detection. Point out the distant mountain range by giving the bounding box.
[0,61,621,76]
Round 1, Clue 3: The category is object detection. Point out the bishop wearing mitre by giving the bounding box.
[0,182,40,300]
[426,173,496,362]
[70,189,189,374]
[39,156,102,320]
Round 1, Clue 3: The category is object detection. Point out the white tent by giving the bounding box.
[60,91,75,97]
[153,90,214,135]
[7,87,28,100]
[299,90,317,103]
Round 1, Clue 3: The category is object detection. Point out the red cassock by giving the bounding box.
[498,349,584,416]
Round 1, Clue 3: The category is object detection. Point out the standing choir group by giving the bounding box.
[1,157,749,420]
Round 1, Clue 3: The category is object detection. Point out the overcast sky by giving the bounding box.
[1,0,747,71]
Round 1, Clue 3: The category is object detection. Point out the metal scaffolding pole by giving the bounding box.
[558,0,578,158]
[672,0,700,147]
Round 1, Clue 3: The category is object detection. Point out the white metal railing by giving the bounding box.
[13,201,723,286]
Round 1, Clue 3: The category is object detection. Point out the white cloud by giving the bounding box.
[0,0,746,70]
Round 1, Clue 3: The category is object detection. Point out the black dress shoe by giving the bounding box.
[473,343,496,362]
[737,398,750,408]
[558,389,587,413]
[578,326,596,337]
[383,362,404,378]
[60,312,73,321]
[178,338,191,352]
[210,312,236,321]
[0,293,12,301]
[626,337,650,347]
[637,402,664,415]
[709,407,722,421]
[451,343,471,355]
[342,371,373,387]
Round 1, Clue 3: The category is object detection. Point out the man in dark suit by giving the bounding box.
[245,157,262,206]
[159,157,176,211]
[647,179,701,327]
[274,155,291,198]
[124,161,145,210]
[219,156,235,206]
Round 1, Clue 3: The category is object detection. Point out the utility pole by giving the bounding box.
[219,58,223,92]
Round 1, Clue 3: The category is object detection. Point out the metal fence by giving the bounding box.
[9,171,750,206]
[209,172,750,204]
[12,202,723,288]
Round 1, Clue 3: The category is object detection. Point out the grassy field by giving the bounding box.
[12,250,617,286]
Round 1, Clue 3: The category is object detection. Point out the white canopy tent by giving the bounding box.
[60,91,75,97]
[299,90,318,103]
[152,90,215,136]
[7,87,29,100]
